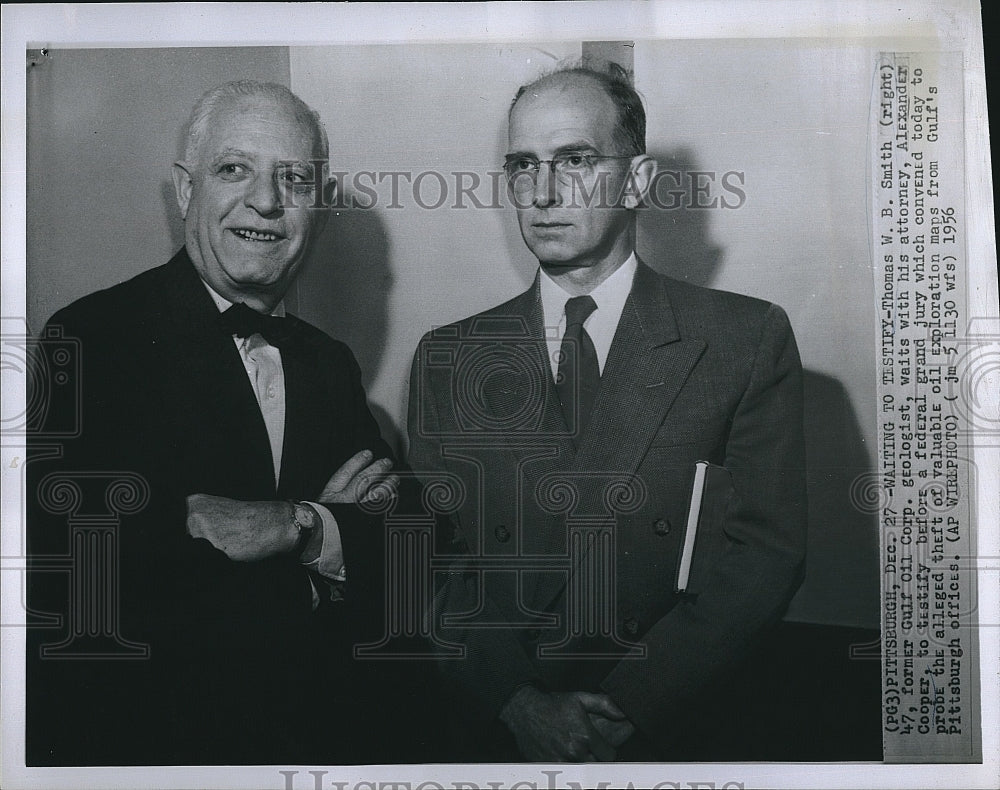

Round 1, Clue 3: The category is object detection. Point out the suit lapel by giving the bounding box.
[574,263,706,475]
[533,263,706,613]
[152,251,277,497]
[476,277,575,462]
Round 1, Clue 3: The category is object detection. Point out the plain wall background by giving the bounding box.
[26,42,881,628]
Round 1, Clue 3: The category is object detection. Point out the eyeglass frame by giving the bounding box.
[501,151,637,190]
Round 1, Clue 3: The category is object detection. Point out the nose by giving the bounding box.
[531,161,560,208]
[245,172,283,216]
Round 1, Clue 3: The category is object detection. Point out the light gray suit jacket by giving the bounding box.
[407,261,807,756]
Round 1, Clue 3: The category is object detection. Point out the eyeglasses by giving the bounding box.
[502,152,634,191]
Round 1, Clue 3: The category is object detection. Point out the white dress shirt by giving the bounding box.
[539,252,638,379]
[202,282,347,589]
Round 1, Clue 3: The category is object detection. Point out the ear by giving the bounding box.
[312,176,337,234]
[322,175,338,210]
[621,154,658,209]
[171,161,194,220]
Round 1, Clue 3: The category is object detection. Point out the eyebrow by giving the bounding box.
[209,148,311,169]
[504,142,600,159]
[209,148,254,166]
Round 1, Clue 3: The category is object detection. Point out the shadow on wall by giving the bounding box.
[637,147,725,286]
[292,188,402,457]
[639,147,879,627]
[796,369,880,626]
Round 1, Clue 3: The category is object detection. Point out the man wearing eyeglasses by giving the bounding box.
[408,64,807,761]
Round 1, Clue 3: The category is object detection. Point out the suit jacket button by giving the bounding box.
[624,616,639,635]
[653,518,671,536]
[494,524,511,543]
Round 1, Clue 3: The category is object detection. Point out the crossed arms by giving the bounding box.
[186,449,397,566]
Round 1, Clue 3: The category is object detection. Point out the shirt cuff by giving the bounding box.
[301,501,347,582]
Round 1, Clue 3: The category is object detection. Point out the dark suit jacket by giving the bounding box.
[26,249,395,765]
[407,261,807,758]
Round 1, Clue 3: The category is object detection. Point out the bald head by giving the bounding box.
[184,80,329,165]
[504,62,658,292]
[509,65,646,156]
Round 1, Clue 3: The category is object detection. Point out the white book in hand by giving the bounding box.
[675,461,709,593]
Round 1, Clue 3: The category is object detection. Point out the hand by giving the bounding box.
[577,692,633,747]
[186,495,296,561]
[317,449,398,505]
[498,686,620,762]
[588,713,635,748]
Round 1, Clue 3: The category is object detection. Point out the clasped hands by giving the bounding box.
[186,450,397,561]
[499,685,635,762]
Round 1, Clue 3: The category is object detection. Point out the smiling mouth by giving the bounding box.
[230,228,284,242]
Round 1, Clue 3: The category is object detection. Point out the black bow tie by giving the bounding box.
[218,302,301,350]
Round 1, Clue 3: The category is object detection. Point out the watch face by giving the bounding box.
[294,503,317,531]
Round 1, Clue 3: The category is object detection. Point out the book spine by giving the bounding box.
[676,461,708,592]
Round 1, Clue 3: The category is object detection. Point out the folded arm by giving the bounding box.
[185,450,397,565]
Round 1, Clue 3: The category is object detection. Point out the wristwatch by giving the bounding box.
[290,501,319,554]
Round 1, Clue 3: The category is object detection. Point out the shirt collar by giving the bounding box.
[201,279,286,318]
[539,252,638,333]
